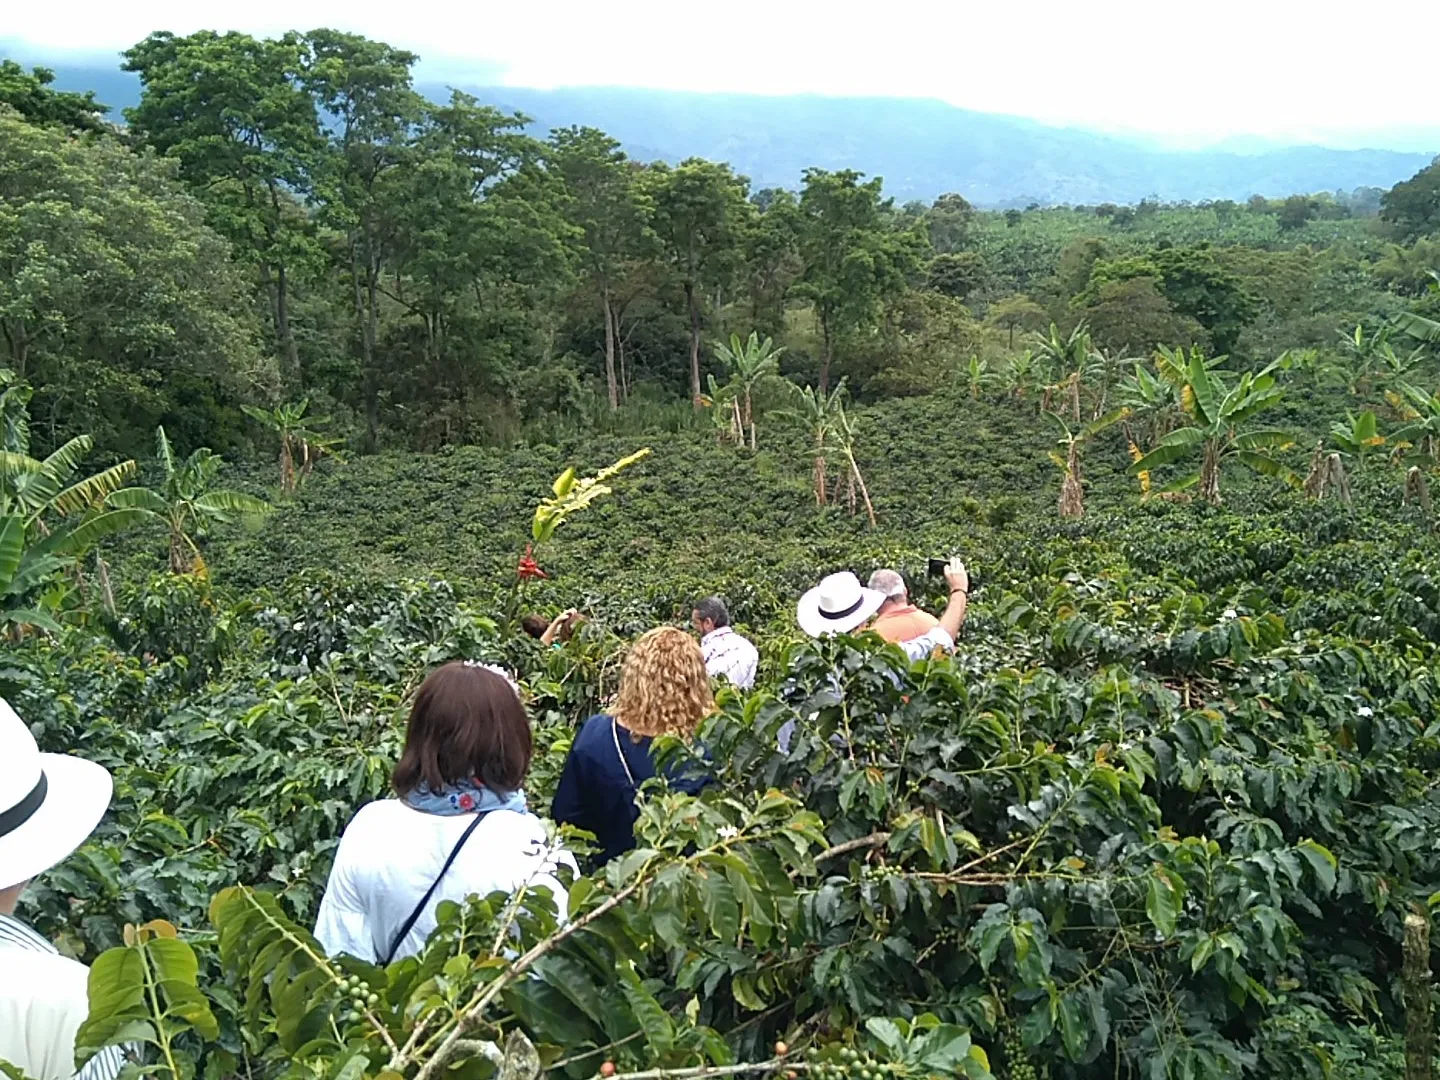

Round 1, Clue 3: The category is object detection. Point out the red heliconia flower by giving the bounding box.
[517,544,548,581]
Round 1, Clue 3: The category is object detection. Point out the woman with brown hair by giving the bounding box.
[552,627,713,865]
[315,662,572,964]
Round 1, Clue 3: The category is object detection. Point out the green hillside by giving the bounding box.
[7,29,1440,1080]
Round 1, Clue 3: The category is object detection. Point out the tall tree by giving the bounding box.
[645,159,750,404]
[985,295,1048,349]
[385,93,572,434]
[794,169,927,391]
[1084,246,1255,355]
[123,31,323,387]
[0,61,108,132]
[740,191,801,338]
[924,193,974,254]
[1381,161,1440,242]
[0,111,261,456]
[548,127,654,410]
[300,29,423,447]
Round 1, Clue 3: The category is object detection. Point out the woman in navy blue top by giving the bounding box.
[552,627,713,865]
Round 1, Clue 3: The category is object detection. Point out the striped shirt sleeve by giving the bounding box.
[1,915,133,1080]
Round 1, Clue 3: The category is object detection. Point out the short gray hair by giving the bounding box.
[693,596,730,627]
[868,569,907,602]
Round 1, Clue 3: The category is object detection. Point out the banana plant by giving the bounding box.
[1117,361,1182,450]
[1128,351,1297,505]
[831,403,877,526]
[532,448,652,544]
[105,427,272,575]
[1033,322,1096,421]
[711,332,785,450]
[781,380,849,507]
[1389,385,1440,463]
[1,370,137,530]
[1393,310,1440,355]
[1329,410,1386,471]
[1390,270,1440,355]
[1001,349,1038,400]
[241,399,343,495]
[0,371,148,631]
[702,374,745,445]
[1047,408,1128,519]
[960,355,1002,401]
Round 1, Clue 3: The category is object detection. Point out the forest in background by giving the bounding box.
[3,35,1440,468]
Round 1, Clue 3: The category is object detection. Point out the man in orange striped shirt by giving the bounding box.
[867,569,944,646]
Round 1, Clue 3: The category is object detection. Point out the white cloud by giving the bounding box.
[8,0,1440,146]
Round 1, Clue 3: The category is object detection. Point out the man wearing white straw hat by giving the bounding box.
[796,557,970,660]
[0,698,126,1080]
[780,559,970,753]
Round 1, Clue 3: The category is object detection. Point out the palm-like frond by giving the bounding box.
[105,487,170,514]
[38,435,96,485]
[1230,429,1295,452]
[0,515,22,583]
[1393,311,1440,345]
[1129,427,1205,475]
[50,461,138,516]
[156,425,177,480]
[1235,451,1300,487]
[192,491,274,518]
[49,509,154,555]
[0,607,64,634]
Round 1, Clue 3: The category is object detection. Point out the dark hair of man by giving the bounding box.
[693,596,730,628]
[520,614,549,639]
[392,663,532,796]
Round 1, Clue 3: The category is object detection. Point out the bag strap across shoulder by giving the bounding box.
[611,717,638,789]
[381,810,490,966]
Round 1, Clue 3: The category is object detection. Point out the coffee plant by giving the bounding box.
[7,389,1440,1080]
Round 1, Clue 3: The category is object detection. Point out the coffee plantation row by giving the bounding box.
[8,379,1440,1080]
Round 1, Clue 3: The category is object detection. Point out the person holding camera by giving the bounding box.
[867,569,941,645]
[796,557,970,660]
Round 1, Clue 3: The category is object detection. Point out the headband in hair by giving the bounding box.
[462,659,522,698]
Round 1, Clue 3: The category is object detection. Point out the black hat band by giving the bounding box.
[820,596,865,621]
[0,772,47,839]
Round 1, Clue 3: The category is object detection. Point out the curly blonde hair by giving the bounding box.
[612,626,715,739]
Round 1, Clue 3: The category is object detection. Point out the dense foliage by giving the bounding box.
[6,27,1440,1080]
[3,36,1440,462]
[6,356,1440,1078]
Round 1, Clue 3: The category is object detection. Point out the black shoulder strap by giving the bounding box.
[381,810,490,966]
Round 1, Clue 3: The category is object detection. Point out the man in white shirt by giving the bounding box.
[691,596,759,690]
[0,698,125,1080]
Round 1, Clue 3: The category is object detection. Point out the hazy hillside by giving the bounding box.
[12,49,1438,205]
[456,85,1436,206]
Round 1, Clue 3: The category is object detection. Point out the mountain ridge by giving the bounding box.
[10,48,1435,207]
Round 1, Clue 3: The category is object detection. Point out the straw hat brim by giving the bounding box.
[0,753,112,891]
[796,585,886,638]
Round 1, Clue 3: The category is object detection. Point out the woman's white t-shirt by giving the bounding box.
[313,800,573,963]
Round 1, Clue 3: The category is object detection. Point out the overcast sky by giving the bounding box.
[8,0,1440,148]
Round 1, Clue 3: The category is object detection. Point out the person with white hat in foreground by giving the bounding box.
[797,557,970,660]
[0,698,126,1080]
